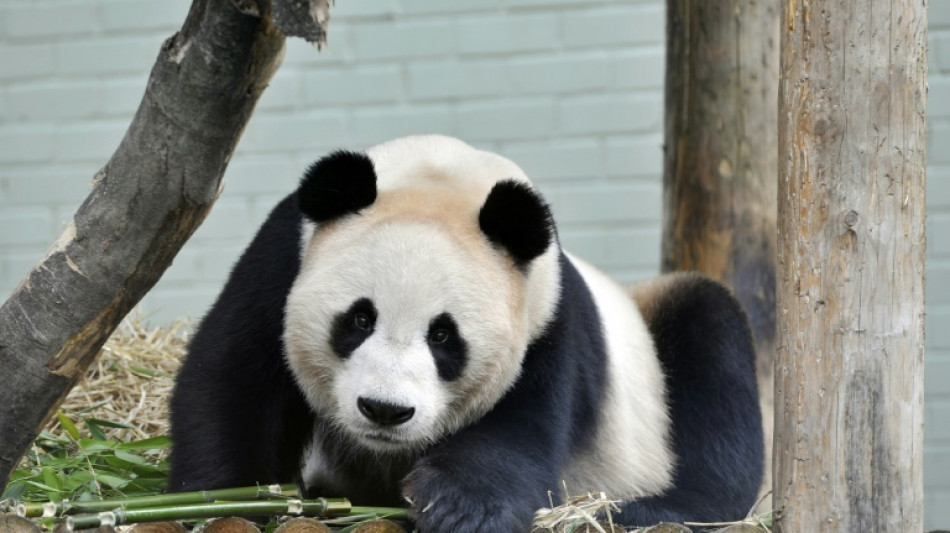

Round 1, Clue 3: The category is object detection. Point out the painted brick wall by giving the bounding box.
[0,0,666,323]
[0,0,946,528]
[926,2,950,529]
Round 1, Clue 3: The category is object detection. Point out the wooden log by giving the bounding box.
[662,0,779,371]
[201,517,260,533]
[272,518,332,533]
[774,0,927,530]
[0,0,330,487]
[0,515,42,533]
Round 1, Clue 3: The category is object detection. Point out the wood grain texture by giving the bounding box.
[0,0,286,486]
[774,0,927,531]
[662,0,779,372]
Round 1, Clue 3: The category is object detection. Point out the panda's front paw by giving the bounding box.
[403,462,535,533]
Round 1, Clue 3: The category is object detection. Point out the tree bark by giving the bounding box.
[663,0,779,379]
[661,0,779,504]
[773,0,926,531]
[0,0,304,487]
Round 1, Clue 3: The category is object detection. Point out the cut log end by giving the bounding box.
[202,517,261,533]
[348,519,407,533]
[272,518,332,533]
[0,515,42,533]
[126,522,188,533]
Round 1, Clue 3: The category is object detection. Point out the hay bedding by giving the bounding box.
[47,313,190,442]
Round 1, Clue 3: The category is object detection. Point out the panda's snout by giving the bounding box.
[357,397,415,426]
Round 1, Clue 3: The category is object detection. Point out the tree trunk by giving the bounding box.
[773,0,926,531]
[661,0,779,504]
[0,0,330,487]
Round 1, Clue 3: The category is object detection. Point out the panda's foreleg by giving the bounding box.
[167,337,313,492]
[403,425,565,533]
[402,356,572,533]
[168,195,315,492]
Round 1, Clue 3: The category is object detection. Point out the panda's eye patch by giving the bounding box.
[331,298,377,359]
[427,313,467,381]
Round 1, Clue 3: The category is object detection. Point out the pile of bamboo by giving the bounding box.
[3,485,409,533]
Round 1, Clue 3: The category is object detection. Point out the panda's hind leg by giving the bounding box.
[618,273,764,527]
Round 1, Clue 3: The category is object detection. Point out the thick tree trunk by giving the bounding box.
[773,0,927,531]
[662,0,778,366]
[0,0,330,487]
[662,0,779,504]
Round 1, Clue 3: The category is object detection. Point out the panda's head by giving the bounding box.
[284,136,561,454]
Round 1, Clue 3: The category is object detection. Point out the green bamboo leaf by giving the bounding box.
[84,419,108,441]
[128,365,166,378]
[117,436,171,451]
[37,430,71,444]
[67,471,96,485]
[62,473,87,492]
[86,418,137,430]
[56,411,80,440]
[108,452,164,476]
[113,449,149,465]
[101,454,134,472]
[131,463,164,476]
[23,480,60,493]
[8,465,38,481]
[42,468,61,491]
[123,478,167,494]
[77,439,117,453]
[1,480,26,500]
[95,473,131,490]
[74,401,111,415]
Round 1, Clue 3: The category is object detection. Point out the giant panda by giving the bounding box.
[168,135,763,532]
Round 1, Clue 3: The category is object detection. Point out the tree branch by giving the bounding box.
[0,0,331,487]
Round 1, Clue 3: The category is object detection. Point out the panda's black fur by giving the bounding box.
[169,138,763,533]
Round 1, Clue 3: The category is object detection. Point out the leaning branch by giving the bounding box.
[0,0,330,487]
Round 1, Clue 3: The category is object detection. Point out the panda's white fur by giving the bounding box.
[168,135,764,533]
[562,253,674,498]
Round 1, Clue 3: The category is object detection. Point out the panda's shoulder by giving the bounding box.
[202,193,304,323]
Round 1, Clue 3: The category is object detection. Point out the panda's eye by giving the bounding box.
[429,328,450,344]
[353,312,372,330]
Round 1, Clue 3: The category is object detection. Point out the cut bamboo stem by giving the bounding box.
[63,499,352,531]
[18,484,300,518]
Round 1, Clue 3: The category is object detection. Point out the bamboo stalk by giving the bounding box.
[64,499,352,530]
[347,508,409,519]
[17,484,300,518]
[322,508,411,525]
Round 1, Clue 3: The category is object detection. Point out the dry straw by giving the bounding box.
[46,311,191,442]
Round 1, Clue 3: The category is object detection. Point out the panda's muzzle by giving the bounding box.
[357,396,415,426]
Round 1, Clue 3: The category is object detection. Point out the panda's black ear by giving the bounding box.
[479,180,554,267]
[298,151,377,223]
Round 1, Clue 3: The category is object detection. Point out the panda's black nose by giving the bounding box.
[357,397,415,426]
